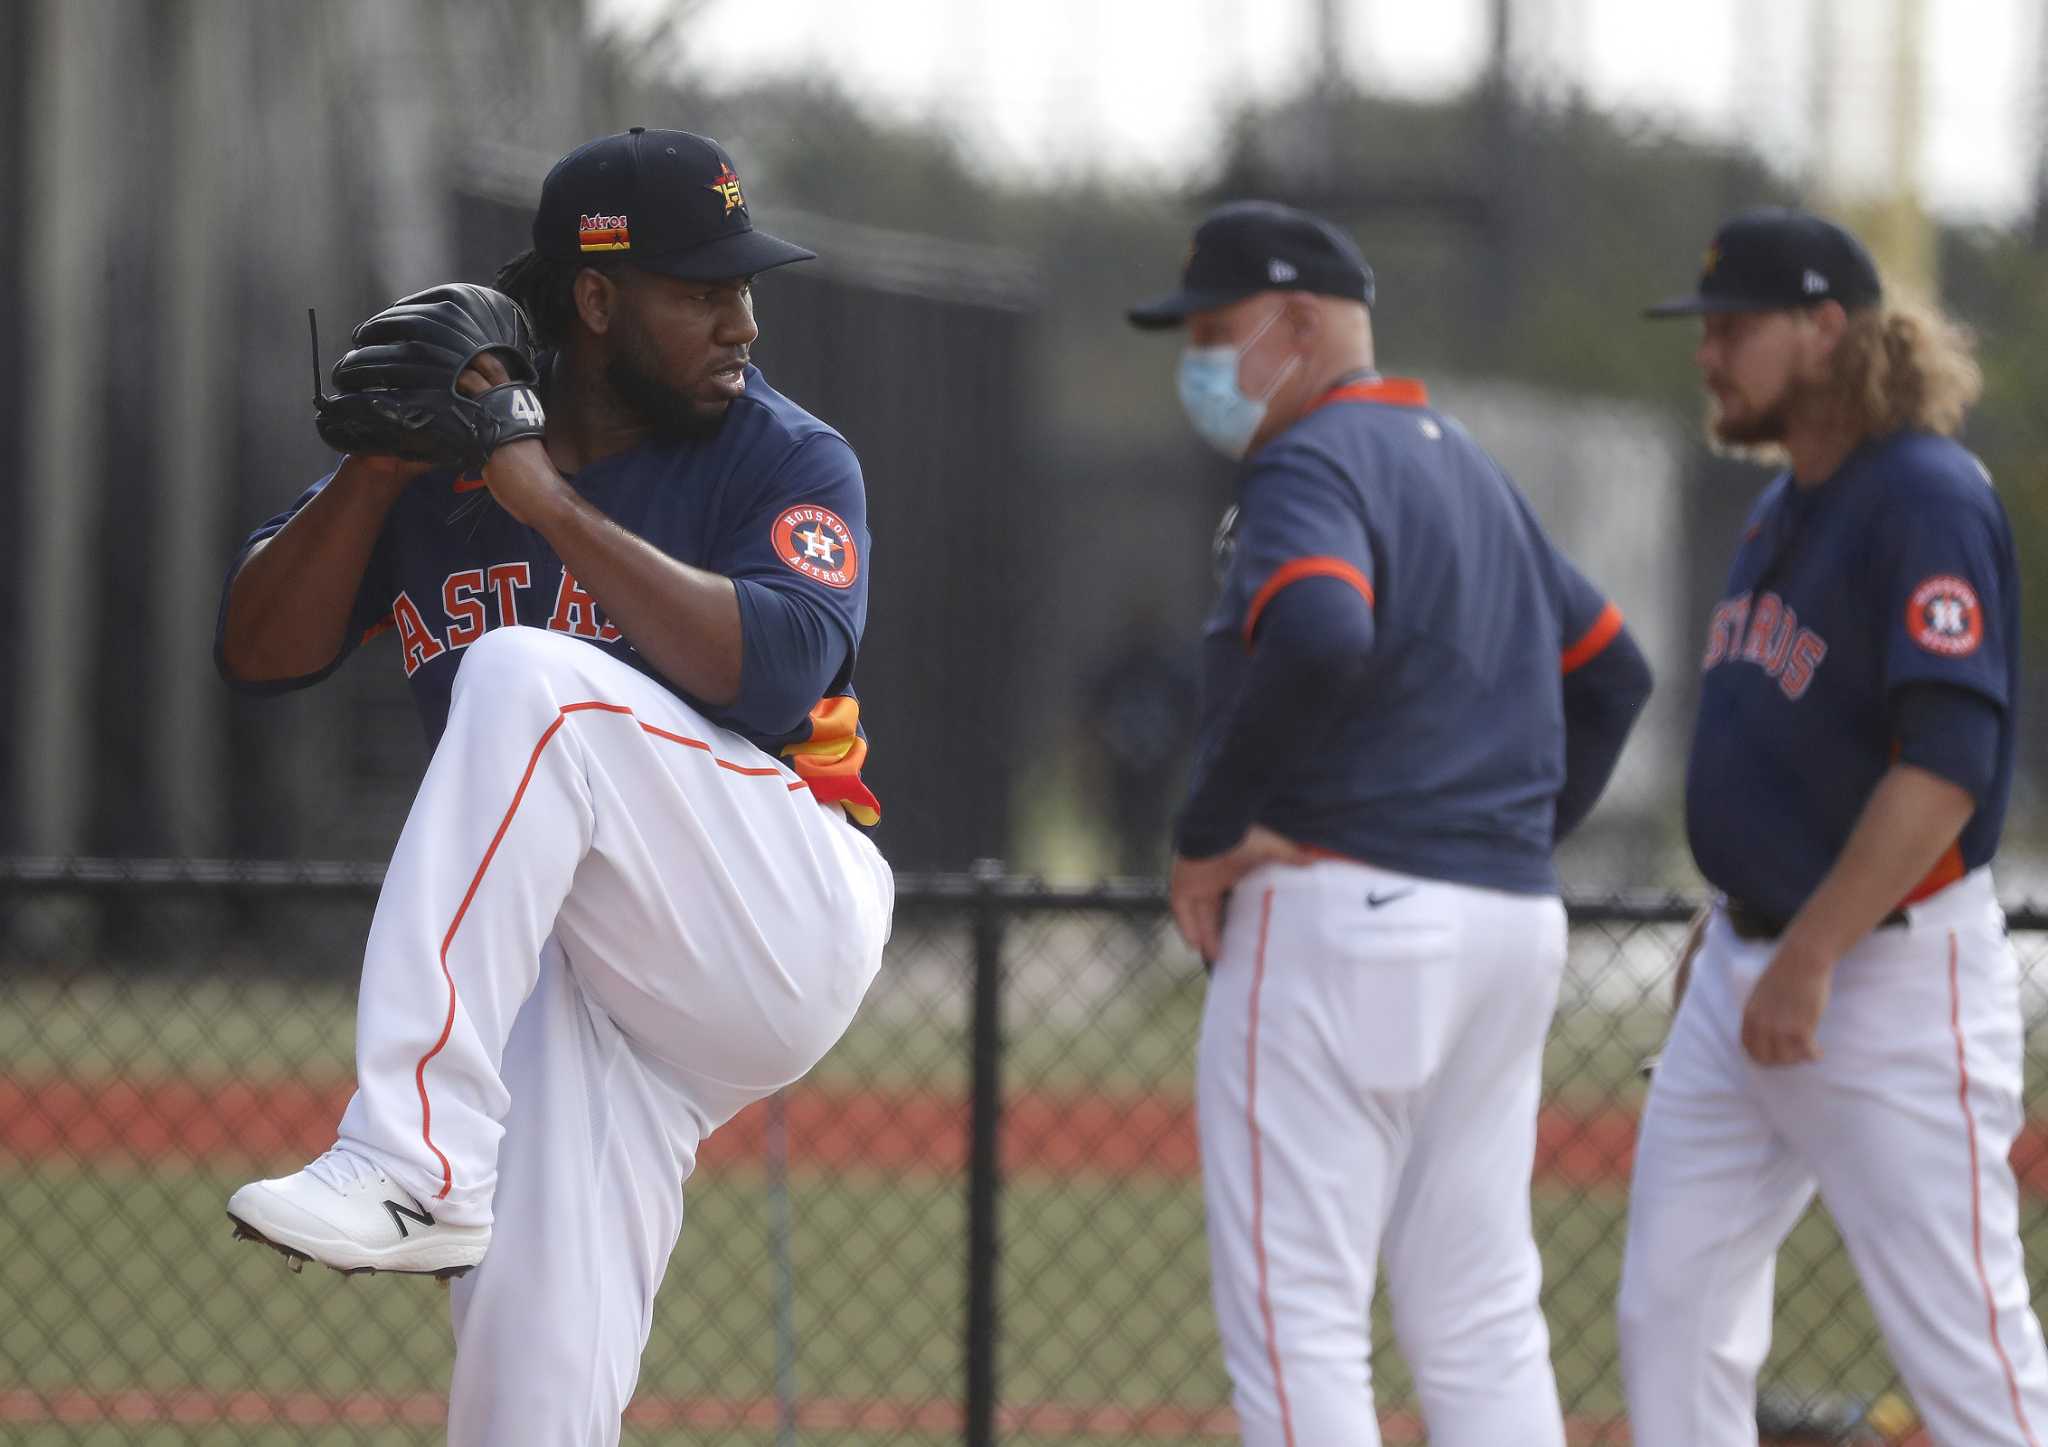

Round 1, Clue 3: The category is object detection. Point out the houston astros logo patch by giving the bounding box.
[1907,574,1982,656]
[774,506,859,589]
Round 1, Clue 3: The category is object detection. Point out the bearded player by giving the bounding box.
[1621,207,2048,1444]
[214,129,892,1447]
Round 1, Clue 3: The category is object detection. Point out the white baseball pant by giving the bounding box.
[1196,857,1569,1447]
[332,625,893,1446]
[1619,868,2048,1446]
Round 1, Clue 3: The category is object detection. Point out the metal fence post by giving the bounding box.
[964,858,1007,1447]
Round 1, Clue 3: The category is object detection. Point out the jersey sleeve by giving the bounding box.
[1547,542,1624,674]
[1229,444,1376,649]
[1176,574,1373,857]
[720,433,871,739]
[1872,482,2013,709]
[1504,484,1625,672]
[212,471,398,694]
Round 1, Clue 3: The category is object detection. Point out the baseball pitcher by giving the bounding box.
[214,129,892,1447]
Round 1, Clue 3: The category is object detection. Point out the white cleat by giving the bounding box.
[226,1147,489,1279]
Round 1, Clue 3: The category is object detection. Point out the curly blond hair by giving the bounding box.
[1825,297,1983,438]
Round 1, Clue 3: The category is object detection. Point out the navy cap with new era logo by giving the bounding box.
[1645,206,1882,318]
[1128,200,1375,329]
[533,127,815,280]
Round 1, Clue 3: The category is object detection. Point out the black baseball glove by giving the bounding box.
[314,283,547,472]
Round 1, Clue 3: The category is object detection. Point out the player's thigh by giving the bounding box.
[560,809,890,1098]
[1767,917,2023,1170]
[1377,890,1561,1327]
[1406,883,1564,1134]
[535,683,891,1094]
[1196,865,1412,1318]
[1620,933,1816,1322]
[1381,889,1562,1193]
[1781,922,2029,1270]
[1200,865,1501,1303]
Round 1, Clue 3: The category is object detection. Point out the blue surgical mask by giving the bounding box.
[1175,307,1299,459]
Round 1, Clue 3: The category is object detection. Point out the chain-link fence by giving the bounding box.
[4,859,2048,1445]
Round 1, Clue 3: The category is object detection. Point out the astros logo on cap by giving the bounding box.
[580,213,630,252]
[708,165,746,216]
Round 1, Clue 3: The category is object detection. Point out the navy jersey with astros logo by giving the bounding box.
[1685,430,2018,919]
[1193,378,1630,893]
[215,363,880,820]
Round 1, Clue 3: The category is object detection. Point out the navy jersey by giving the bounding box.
[1686,431,2018,919]
[1192,378,1632,894]
[217,364,880,816]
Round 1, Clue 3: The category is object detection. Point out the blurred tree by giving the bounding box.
[1942,228,2048,802]
[1210,84,1794,403]
[1945,230,2048,612]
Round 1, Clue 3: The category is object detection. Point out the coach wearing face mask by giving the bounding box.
[1127,200,1652,1447]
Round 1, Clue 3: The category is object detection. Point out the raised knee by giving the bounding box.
[459,623,564,671]
[449,625,587,703]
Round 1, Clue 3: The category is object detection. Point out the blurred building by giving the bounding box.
[4,0,591,860]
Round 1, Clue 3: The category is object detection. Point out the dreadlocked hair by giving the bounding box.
[493,248,623,350]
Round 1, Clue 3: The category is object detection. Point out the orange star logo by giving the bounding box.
[1701,244,1721,277]
[707,164,745,216]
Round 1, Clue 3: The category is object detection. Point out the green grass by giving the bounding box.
[7,959,2037,1443]
[0,1430,1072,1447]
[1,1155,1981,1444]
[0,979,362,1082]
[0,969,1680,1107]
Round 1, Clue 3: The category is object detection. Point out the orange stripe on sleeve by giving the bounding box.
[1242,557,1375,646]
[1561,602,1624,674]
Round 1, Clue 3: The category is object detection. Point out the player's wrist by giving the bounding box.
[479,440,572,528]
[338,453,431,503]
[1770,923,1842,978]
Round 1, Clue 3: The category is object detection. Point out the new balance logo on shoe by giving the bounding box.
[385,1199,435,1239]
[226,1148,489,1277]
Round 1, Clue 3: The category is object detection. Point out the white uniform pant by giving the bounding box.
[1196,859,1569,1447]
[1619,868,2048,1446]
[333,626,893,1446]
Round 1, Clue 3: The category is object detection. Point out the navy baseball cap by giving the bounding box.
[1128,200,1375,329]
[1645,207,1881,318]
[533,127,815,279]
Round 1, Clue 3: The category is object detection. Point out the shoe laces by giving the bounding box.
[304,1147,386,1194]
